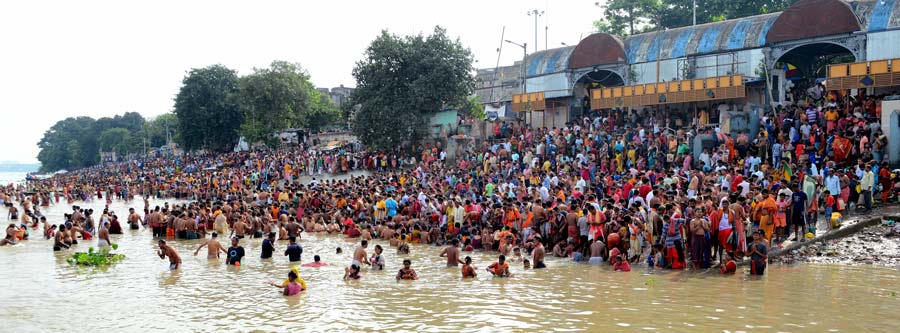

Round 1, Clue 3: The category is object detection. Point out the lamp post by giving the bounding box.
[693,0,697,26]
[505,40,528,124]
[527,10,544,53]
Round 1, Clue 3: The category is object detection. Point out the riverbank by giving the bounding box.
[771,206,900,268]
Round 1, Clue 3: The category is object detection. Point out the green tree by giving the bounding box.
[593,0,657,36]
[304,89,340,131]
[174,64,242,151]
[237,61,334,146]
[460,96,486,121]
[596,0,797,35]
[351,26,475,150]
[37,116,99,172]
[98,128,133,155]
[140,113,179,149]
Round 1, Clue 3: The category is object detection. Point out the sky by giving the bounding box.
[0,0,602,164]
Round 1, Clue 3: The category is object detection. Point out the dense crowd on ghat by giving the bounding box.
[3,83,898,289]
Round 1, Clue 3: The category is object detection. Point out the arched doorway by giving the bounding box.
[574,69,625,116]
[775,42,855,80]
[772,42,855,104]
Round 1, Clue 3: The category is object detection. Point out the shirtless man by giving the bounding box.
[127,208,141,230]
[532,237,546,268]
[439,239,464,267]
[193,232,226,259]
[361,225,373,241]
[589,237,606,264]
[352,240,370,267]
[158,239,182,270]
[97,222,111,249]
[285,218,302,238]
[149,207,163,238]
[231,218,248,239]
[53,226,69,251]
[326,222,340,233]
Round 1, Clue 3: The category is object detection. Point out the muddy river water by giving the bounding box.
[1,197,898,332]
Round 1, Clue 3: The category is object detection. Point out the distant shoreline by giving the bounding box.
[0,163,40,173]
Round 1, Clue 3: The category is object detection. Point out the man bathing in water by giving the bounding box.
[97,221,111,249]
[352,239,370,268]
[439,238,464,267]
[127,208,141,230]
[532,237,546,269]
[158,239,181,270]
[487,255,511,277]
[193,232,226,259]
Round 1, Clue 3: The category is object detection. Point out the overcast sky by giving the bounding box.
[0,0,602,164]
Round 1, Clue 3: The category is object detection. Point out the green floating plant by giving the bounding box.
[66,245,125,267]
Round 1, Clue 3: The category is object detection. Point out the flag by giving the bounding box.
[784,63,798,78]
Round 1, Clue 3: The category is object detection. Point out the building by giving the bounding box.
[317,85,355,107]
[475,0,900,127]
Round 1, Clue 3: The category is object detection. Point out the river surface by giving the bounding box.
[0,171,27,185]
[1,197,898,332]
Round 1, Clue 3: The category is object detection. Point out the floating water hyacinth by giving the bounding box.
[66,245,125,266]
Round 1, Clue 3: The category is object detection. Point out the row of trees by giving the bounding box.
[37,112,177,172]
[594,0,797,36]
[38,61,339,172]
[174,61,339,151]
[39,26,475,171]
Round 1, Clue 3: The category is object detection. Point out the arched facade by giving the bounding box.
[567,33,626,69]
[766,0,861,43]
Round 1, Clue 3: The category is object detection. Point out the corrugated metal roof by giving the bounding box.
[525,46,575,76]
[624,13,780,64]
[851,0,900,32]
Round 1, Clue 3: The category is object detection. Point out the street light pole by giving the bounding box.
[505,40,528,124]
[527,10,544,53]
[693,0,697,26]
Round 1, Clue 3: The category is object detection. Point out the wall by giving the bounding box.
[629,48,766,84]
[525,72,572,98]
[630,59,680,84]
[866,30,900,61]
[429,110,459,138]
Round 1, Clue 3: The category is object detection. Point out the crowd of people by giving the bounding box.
[2,86,898,286]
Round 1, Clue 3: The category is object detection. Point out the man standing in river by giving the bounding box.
[127,208,141,230]
[439,238,463,267]
[532,237,546,268]
[149,207,163,238]
[193,232,226,259]
[353,239,370,267]
[97,221,111,249]
[158,239,181,270]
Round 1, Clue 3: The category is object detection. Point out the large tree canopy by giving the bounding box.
[238,61,337,146]
[351,26,474,150]
[173,64,242,151]
[39,60,342,172]
[36,112,153,172]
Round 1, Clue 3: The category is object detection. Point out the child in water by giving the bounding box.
[647,245,659,271]
[612,249,631,272]
[282,271,303,296]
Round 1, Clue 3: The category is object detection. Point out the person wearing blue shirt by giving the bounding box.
[385,197,398,218]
